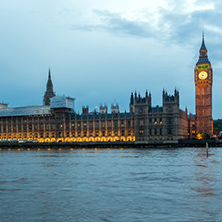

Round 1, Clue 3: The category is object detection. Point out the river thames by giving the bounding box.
[0,147,222,222]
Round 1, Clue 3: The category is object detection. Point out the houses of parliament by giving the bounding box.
[0,36,213,143]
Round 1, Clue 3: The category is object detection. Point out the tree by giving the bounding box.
[196,133,210,140]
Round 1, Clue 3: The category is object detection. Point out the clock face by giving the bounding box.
[198,71,208,80]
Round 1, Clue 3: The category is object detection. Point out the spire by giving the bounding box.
[200,32,207,52]
[48,68,51,81]
[43,69,56,106]
[46,68,53,92]
[196,33,210,65]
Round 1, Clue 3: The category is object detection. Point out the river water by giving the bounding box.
[0,147,222,222]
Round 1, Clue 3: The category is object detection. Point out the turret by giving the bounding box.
[43,69,56,106]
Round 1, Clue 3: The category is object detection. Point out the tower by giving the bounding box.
[43,69,56,106]
[195,34,213,136]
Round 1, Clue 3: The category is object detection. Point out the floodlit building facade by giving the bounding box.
[0,36,213,143]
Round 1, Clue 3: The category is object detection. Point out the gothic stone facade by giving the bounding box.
[0,36,214,143]
[130,90,189,144]
[195,35,213,136]
[0,104,135,143]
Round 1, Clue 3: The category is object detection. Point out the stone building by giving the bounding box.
[194,34,213,136]
[0,35,214,143]
[0,96,134,143]
[130,89,188,144]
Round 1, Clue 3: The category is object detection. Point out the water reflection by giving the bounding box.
[191,148,217,196]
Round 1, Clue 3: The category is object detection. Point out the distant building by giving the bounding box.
[0,35,214,143]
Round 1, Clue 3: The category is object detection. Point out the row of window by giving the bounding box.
[139,128,172,136]
[139,118,172,126]
[0,129,133,139]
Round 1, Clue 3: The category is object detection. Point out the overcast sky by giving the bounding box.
[0,0,222,118]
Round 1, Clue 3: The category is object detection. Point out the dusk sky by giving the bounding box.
[0,0,222,118]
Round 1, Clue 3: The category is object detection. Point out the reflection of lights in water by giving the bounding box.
[191,148,219,197]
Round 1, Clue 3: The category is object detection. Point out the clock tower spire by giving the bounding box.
[195,34,213,137]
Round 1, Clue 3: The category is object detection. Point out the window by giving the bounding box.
[168,106,172,112]
[168,118,172,125]
[139,130,144,135]
[139,120,144,126]
[168,128,172,135]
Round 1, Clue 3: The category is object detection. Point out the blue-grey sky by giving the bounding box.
[0,0,222,118]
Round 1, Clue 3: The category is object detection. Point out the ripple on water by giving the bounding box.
[0,148,222,222]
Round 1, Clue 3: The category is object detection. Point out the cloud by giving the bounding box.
[73,10,155,39]
[72,1,222,42]
[72,0,222,64]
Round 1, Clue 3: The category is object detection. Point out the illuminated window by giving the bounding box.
[139,130,144,135]
[139,120,144,126]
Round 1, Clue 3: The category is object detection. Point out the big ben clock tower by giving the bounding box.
[195,34,213,136]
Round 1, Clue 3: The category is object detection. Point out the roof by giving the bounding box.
[0,106,51,117]
[196,35,210,65]
[200,35,207,51]
[196,56,210,65]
